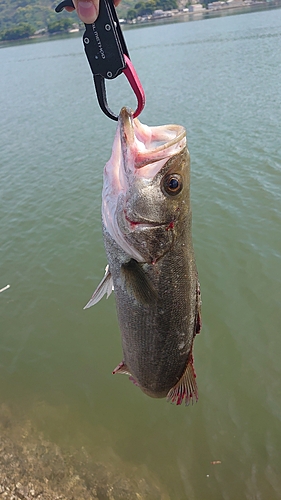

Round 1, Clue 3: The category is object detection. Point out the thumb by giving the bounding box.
[73,0,99,24]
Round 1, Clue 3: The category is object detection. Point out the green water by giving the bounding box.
[1,7,281,499]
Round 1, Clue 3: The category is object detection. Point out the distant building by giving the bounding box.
[189,3,204,11]
[34,28,47,35]
[227,0,244,5]
[208,0,244,8]
[152,9,174,17]
[207,1,224,9]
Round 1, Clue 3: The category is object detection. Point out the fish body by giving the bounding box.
[85,108,201,405]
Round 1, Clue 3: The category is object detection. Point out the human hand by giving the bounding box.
[65,0,121,24]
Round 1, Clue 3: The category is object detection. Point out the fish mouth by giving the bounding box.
[124,210,167,231]
[102,109,186,263]
[119,107,186,170]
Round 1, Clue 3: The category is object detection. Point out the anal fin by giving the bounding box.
[166,355,198,406]
[84,265,113,309]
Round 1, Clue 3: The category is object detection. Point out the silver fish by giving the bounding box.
[85,107,201,405]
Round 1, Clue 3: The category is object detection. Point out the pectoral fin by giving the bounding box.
[166,354,198,406]
[83,265,113,309]
[121,259,157,306]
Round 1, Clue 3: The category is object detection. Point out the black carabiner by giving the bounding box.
[55,0,145,121]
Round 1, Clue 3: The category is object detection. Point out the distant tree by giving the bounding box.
[47,18,73,33]
[131,0,177,16]
[127,8,138,19]
[134,1,146,9]
[157,0,177,9]
[137,0,157,15]
[1,23,34,40]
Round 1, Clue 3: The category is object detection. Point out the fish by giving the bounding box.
[85,107,201,406]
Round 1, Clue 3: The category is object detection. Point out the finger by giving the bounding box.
[72,0,99,24]
[114,0,122,5]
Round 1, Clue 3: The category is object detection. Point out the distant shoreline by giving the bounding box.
[123,0,281,28]
[0,1,280,46]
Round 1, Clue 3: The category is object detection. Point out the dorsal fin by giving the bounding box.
[195,280,202,335]
[166,354,198,406]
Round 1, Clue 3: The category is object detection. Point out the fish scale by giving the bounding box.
[104,216,198,394]
[85,108,201,405]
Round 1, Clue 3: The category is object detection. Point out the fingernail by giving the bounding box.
[77,0,98,23]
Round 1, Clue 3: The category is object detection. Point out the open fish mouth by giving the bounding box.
[119,107,186,173]
[102,108,187,262]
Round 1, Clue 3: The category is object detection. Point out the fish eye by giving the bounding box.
[162,174,183,196]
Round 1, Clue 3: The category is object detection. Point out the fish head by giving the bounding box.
[103,107,190,263]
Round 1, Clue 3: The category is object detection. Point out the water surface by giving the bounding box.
[0,8,281,499]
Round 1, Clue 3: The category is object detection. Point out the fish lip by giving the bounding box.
[119,107,186,170]
[124,210,166,230]
[134,124,186,168]
[119,107,135,146]
[123,210,176,231]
